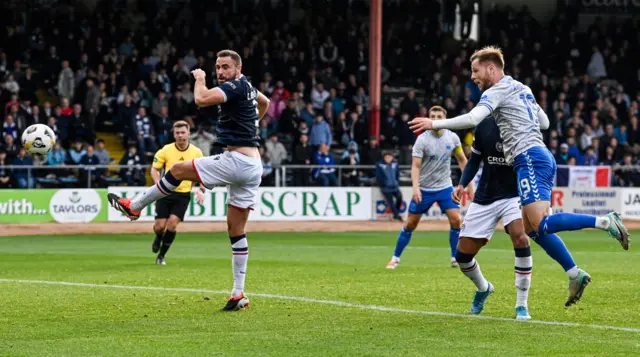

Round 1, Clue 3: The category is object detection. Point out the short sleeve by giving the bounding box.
[412,136,425,158]
[152,147,166,169]
[217,80,242,103]
[452,132,462,148]
[477,82,507,114]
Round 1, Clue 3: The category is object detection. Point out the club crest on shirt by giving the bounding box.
[495,142,503,152]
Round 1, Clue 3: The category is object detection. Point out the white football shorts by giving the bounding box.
[460,196,522,240]
[193,150,262,210]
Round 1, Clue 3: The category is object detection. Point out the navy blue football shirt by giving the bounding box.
[471,117,519,205]
[216,75,261,147]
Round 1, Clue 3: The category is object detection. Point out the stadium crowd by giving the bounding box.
[0,0,639,189]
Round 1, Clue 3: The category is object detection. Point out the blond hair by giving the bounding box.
[173,120,190,131]
[428,105,447,117]
[470,46,505,69]
[217,49,242,66]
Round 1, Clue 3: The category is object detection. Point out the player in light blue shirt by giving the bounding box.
[408,46,629,307]
[386,106,475,269]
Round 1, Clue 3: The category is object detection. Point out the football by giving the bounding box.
[21,124,56,156]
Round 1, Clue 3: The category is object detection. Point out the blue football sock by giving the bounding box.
[528,231,577,272]
[393,228,413,258]
[449,228,461,258]
[538,213,597,235]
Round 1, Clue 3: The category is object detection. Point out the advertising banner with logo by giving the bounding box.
[621,189,640,219]
[0,189,108,223]
[550,188,620,216]
[107,187,371,221]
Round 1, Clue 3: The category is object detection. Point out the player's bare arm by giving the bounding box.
[453,147,475,201]
[411,156,422,204]
[256,91,270,119]
[192,69,226,107]
[150,167,161,184]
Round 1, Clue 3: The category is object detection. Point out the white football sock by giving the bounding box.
[515,255,532,308]
[130,175,179,212]
[459,258,489,292]
[595,216,611,230]
[231,235,248,296]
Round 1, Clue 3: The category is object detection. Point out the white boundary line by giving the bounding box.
[1,278,639,333]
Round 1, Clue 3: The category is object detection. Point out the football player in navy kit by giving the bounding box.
[108,50,269,311]
[452,117,534,320]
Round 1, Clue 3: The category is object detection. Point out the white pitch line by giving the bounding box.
[1,278,639,333]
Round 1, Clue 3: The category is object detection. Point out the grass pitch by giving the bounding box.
[0,230,638,356]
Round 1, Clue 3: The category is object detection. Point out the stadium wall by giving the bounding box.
[2,187,639,223]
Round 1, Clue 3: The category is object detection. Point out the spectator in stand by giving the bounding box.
[311,83,330,112]
[152,91,169,117]
[309,115,332,150]
[340,145,361,187]
[57,60,75,100]
[12,148,34,189]
[265,133,287,166]
[84,78,100,138]
[67,140,86,165]
[376,152,403,221]
[260,147,274,186]
[80,145,102,187]
[313,143,337,187]
[614,153,640,186]
[580,125,595,151]
[94,140,111,165]
[278,99,300,140]
[48,142,67,167]
[582,147,598,166]
[300,102,315,128]
[556,143,570,165]
[2,134,18,161]
[134,107,156,154]
[0,151,11,188]
[119,145,146,186]
[190,125,215,156]
[292,134,313,186]
[2,115,18,140]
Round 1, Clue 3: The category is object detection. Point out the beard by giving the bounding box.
[218,70,237,84]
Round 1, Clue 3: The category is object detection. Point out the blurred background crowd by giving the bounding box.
[1,0,639,189]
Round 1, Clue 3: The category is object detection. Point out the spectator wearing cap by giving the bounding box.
[376,152,403,221]
[556,143,570,165]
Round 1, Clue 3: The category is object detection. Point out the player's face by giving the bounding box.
[471,59,492,91]
[216,57,240,83]
[428,110,446,121]
[174,127,189,144]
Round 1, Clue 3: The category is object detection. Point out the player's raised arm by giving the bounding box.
[192,69,224,107]
[409,105,491,133]
[256,91,270,119]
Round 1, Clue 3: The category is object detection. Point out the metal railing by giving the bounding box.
[0,163,633,188]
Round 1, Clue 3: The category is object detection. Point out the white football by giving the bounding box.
[21,124,56,155]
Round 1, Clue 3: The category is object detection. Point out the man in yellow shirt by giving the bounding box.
[151,120,204,265]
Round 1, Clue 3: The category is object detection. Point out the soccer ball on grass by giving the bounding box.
[21,124,56,156]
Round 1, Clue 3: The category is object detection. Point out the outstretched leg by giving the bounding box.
[108,161,200,220]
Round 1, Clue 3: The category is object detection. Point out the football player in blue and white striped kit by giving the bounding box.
[409,46,629,307]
